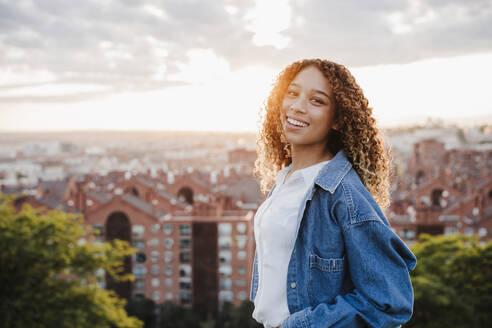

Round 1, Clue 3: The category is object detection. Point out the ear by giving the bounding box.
[332,122,341,132]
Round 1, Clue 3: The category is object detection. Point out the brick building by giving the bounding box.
[11,165,261,316]
[10,136,492,314]
[389,138,492,245]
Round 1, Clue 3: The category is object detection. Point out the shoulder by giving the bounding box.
[318,167,389,230]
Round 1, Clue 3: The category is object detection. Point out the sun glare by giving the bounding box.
[244,0,291,49]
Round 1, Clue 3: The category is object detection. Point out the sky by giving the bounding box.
[1,0,491,132]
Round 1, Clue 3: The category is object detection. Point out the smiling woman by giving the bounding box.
[251,59,416,328]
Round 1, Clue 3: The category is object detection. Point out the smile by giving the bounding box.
[287,117,309,127]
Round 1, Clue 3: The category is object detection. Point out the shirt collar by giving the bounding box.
[314,149,352,194]
[300,160,331,186]
[276,159,332,187]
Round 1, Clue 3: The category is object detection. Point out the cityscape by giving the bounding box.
[2,122,492,317]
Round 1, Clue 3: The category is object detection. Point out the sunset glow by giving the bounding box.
[1,0,491,131]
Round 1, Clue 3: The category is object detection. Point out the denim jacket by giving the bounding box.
[250,149,417,328]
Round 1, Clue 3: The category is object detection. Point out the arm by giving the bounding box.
[282,219,416,328]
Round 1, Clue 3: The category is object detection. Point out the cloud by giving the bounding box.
[0,0,491,104]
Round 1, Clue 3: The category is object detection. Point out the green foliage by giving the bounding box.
[158,301,201,328]
[406,234,492,328]
[222,300,262,328]
[215,301,234,328]
[0,194,143,328]
[154,300,261,328]
[125,297,156,328]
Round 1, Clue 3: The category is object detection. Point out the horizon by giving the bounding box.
[2,112,492,134]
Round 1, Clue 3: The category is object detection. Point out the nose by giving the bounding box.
[289,99,306,114]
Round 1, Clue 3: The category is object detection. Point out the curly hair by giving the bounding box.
[254,58,392,209]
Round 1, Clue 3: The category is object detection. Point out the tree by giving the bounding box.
[406,234,492,328]
[125,297,156,328]
[224,300,262,328]
[215,301,233,328]
[0,194,143,328]
[158,301,201,328]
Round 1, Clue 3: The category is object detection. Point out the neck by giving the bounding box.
[290,142,334,172]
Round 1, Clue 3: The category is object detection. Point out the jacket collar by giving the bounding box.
[314,149,352,194]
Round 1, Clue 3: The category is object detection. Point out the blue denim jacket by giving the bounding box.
[250,149,417,328]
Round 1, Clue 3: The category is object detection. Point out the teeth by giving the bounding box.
[287,117,308,127]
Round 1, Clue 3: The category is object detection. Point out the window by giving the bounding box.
[179,264,191,277]
[219,291,233,303]
[135,252,147,263]
[235,235,247,249]
[148,238,159,247]
[238,265,246,275]
[218,236,231,249]
[132,225,145,238]
[165,278,173,287]
[135,279,144,290]
[219,250,231,263]
[153,291,160,301]
[133,240,145,250]
[219,265,232,276]
[445,227,458,235]
[152,278,160,287]
[165,251,173,263]
[180,252,190,263]
[166,292,173,300]
[151,223,161,233]
[165,238,174,249]
[163,224,173,235]
[236,222,246,234]
[151,265,159,275]
[220,278,232,290]
[235,279,246,287]
[237,291,247,300]
[179,224,191,236]
[179,281,191,290]
[165,265,173,276]
[151,251,159,263]
[465,228,474,236]
[179,239,190,249]
[400,229,415,240]
[237,251,246,260]
[218,223,232,235]
[479,227,487,237]
[133,265,147,278]
[180,292,192,305]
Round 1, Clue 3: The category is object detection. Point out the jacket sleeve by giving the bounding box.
[281,218,417,328]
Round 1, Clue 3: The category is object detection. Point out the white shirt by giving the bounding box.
[252,160,330,328]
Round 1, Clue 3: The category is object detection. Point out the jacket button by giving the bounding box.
[290,282,296,288]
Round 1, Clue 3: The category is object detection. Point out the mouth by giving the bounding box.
[286,116,309,128]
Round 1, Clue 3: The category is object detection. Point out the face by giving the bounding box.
[280,65,337,148]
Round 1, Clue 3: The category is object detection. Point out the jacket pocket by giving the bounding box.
[310,254,345,272]
[308,253,346,305]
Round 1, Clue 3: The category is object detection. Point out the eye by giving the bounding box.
[286,90,297,97]
[311,97,325,105]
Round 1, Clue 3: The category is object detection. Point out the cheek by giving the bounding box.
[280,99,290,113]
[313,108,335,132]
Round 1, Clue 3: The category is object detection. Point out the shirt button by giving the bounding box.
[290,282,296,289]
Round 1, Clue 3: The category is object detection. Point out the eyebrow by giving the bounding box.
[290,83,331,99]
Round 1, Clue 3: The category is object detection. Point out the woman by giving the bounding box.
[250,59,417,328]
